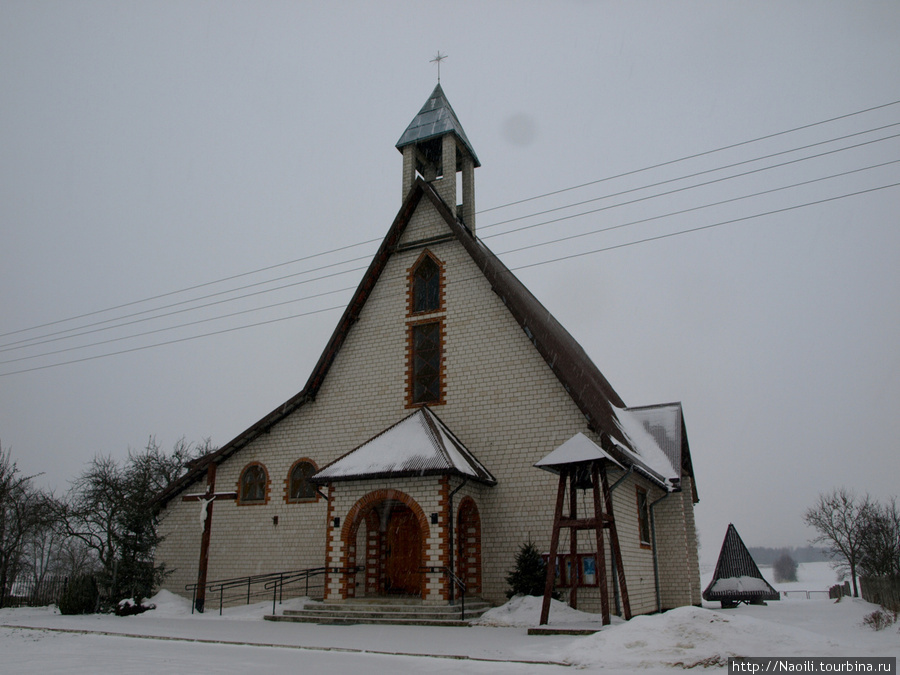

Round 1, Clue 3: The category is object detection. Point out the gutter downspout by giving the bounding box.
[608,466,634,617]
[649,491,671,614]
[448,477,469,603]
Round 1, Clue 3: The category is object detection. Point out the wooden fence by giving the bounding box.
[860,575,900,610]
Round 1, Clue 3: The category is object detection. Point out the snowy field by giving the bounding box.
[2,563,897,674]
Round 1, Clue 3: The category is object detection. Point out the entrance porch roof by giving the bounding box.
[311,407,496,486]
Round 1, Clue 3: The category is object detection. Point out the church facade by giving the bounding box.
[154,85,701,617]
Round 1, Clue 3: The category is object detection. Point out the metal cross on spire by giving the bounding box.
[430,51,447,82]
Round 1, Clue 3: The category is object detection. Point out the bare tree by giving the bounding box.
[21,498,66,588]
[858,498,900,579]
[803,488,872,597]
[0,445,52,607]
[59,437,211,604]
[55,537,99,580]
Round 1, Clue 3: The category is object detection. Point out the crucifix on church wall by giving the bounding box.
[181,462,236,613]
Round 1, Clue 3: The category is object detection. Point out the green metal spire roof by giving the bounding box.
[396,84,480,167]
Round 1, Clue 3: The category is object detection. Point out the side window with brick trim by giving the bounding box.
[286,459,318,503]
[238,463,269,505]
[636,486,651,548]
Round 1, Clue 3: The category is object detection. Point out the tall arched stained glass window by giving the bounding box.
[412,255,440,313]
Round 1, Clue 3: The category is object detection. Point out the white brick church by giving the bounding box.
[154,84,701,617]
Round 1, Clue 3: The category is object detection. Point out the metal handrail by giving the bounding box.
[263,567,327,615]
[185,567,326,615]
[262,565,361,615]
[421,565,467,621]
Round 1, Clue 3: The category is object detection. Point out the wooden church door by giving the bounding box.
[385,509,421,595]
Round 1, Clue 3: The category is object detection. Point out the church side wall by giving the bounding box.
[157,423,332,603]
[682,477,702,605]
[157,195,697,616]
[654,475,702,610]
[607,471,665,616]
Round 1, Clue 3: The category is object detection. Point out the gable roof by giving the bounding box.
[311,407,496,485]
[702,524,779,602]
[616,402,697,499]
[155,177,697,507]
[396,83,481,167]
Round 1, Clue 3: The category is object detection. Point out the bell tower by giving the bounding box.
[396,84,480,231]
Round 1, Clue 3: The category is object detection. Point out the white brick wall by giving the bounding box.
[156,190,699,615]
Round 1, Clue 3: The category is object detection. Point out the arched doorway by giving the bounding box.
[457,497,482,596]
[342,490,430,598]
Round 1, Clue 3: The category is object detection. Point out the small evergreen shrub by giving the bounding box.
[58,575,99,615]
[506,540,556,599]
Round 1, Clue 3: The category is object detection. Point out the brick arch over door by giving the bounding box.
[457,496,482,596]
[339,489,432,599]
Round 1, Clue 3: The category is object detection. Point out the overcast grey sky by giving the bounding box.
[2,1,898,560]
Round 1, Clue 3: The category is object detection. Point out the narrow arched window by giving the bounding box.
[412,255,441,313]
[239,464,268,504]
[288,460,317,502]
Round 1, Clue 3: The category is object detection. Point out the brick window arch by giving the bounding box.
[237,462,270,505]
[407,250,445,316]
[285,459,319,503]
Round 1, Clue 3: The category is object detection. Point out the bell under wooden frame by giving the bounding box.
[534,433,632,626]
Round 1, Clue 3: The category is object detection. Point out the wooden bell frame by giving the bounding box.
[539,460,631,626]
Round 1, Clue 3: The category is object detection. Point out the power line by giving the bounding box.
[0,304,349,377]
[0,285,358,366]
[3,179,896,377]
[5,98,898,342]
[481,132,900,242]
[476,98,900,214]
[0,236,382,341]
[495,159,900,258]
[5,131,898,355]
[511,181,900,273]
[0,258,372,352]
[479,122,900,234]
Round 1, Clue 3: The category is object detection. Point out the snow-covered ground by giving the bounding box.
[1,563,897,674]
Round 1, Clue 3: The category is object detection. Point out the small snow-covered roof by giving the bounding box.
[534,433,623,472]
[536,409,681,491]
[703,524,779,602]
[610,405,683,489]
[311,407,496,485]
[624,403,682,476]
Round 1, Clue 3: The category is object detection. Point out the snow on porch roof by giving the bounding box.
[311,407,496,485]
[534,432,624,472]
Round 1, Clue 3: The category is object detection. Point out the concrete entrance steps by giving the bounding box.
[265,597,492,627]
